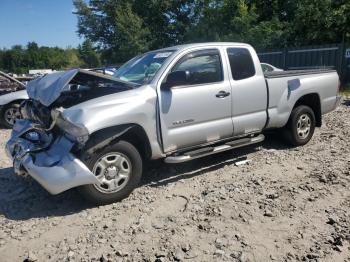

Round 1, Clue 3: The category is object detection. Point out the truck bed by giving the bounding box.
[264,68,339,130]
[264,69,336,78]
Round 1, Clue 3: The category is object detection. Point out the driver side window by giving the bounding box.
[171,49,223,86]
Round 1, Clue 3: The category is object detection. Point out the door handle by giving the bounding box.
[216,91,230,98]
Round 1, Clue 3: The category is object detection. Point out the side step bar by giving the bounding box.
[164,134,265,164]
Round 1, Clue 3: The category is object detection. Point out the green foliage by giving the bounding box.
[74,0,349,64]
[290,0,350,45]
[216,0,288,48]
[1,0,349,72]
[0,42,101,74]
[73,0,197,62]
[78,40,101,68]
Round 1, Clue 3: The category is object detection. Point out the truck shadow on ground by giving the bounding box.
[0,133,287,221]
[142,133,287,188]
[0,166,91,220]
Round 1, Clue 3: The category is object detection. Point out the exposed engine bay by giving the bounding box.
[23,69,135,128]
[26,69,136,106]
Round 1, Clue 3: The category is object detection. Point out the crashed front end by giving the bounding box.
[5,69,134,194]
[5,107,99,195]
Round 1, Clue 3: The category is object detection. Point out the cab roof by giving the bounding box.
[152,42,251,53]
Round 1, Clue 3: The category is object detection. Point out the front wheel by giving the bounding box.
[79,140,143,205]
[284,105,316,146]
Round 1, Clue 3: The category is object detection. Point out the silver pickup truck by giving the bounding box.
[6,42,340,204]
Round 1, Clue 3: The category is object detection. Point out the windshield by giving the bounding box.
[114,51,174,84]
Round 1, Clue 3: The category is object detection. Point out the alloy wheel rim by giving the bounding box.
[296,113,311,140]
[92,152,131,194]
[4,107,21,126]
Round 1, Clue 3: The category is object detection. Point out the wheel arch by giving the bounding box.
[1,99,25,108]
[292,93,321,127]
[81,124,152,161]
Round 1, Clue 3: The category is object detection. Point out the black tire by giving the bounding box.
[79,140,143,205]
[0,102,22,129]
[284,105,316,146]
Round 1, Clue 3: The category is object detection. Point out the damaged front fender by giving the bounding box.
[6,119,100,195]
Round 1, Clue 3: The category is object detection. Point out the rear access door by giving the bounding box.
[225,46,268,136]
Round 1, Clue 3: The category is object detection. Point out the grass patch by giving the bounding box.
[340,91,350,97]
[340,84,350,96]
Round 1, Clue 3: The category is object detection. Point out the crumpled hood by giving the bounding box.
[26,69,134,107]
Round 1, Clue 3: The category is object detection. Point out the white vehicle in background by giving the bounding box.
[0,90,28,128]
[261,63,283,72]
[0,71,29,128]
[28,69,53,75]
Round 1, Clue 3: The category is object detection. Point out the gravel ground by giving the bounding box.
[0,100,349,262]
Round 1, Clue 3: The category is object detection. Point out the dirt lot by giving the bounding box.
[0,100,349,262]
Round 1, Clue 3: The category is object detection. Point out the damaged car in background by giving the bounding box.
[0,71,30,128]
[6,43,341,204]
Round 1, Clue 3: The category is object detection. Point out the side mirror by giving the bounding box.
[162,70,190,89]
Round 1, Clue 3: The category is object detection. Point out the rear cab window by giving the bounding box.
[227,48,256,80]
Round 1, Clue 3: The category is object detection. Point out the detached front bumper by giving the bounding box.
[6,119,99,195]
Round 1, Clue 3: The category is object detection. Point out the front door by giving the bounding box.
[159,48,233,153]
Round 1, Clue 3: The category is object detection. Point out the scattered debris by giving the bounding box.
[234,156,251,166]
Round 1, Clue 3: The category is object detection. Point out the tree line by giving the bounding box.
[1,0,349,73]
[73,0,350,63]
[0,40,101,74]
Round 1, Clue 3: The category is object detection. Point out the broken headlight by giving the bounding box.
[19,127,53,149]
[54,111,89,144]
[24,131,41,142]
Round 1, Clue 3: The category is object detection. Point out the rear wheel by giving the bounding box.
[79,140,143,205]
[284,105,316,146]
[1,103,22,128]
